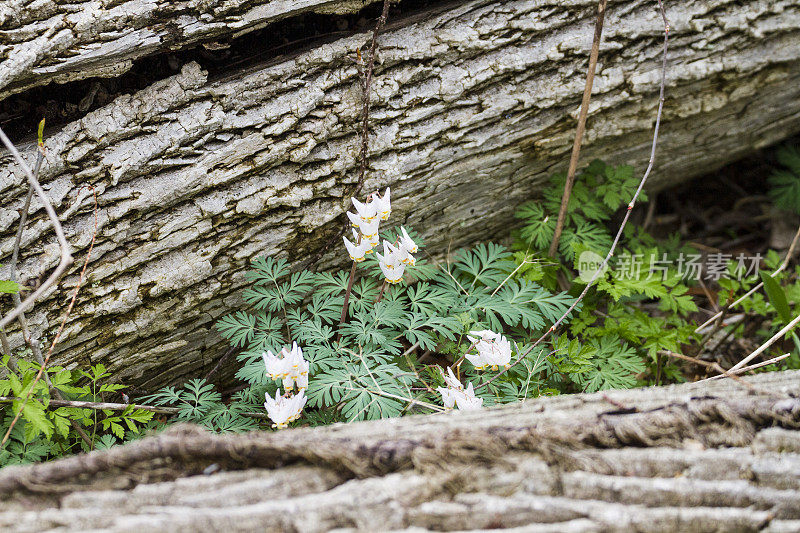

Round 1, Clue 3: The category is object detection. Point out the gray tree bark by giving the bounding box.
[0,0,380,100]
[0,370,798,532]
[0,0,799,387]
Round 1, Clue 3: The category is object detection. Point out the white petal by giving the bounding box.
[400,227,418,253]
[346,211,361,227]
[465,352,488,369]
[438,387,457,409]
[444,367,463,390]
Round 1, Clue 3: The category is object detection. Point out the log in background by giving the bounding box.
[0,0,799,387]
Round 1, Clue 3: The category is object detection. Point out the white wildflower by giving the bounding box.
[352,196,378,223]
[358,218,381,240]
[374,187,391,220]
[262,342,309,391]
[380,261,405,283]
[376,240,405,283]
[366,232,380,249]
[465,330,512,370]
[399,226,418,254]
[264,389,307,429]
[437,367,483,411]
[343,230,371,262]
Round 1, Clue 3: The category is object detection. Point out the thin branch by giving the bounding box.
[729,312,800,372]
[306,0,392,268]
[0,127,74,330]
[491,259,533,297]
[2,186,97,446]
[356,0,391,197]
[659,350,787,397]
[8,147,46,368]
[548,0,608,257]
[0,329,12,371]
[479,0,670,391]
[337,259,359,341]
[695,353,791,383]
[0,396,270,420]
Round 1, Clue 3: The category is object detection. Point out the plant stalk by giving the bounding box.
[548,0,608,257]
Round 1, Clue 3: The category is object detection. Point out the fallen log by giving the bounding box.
[0,0,799,387]
[0,370,798,531]
[0,0,382,100]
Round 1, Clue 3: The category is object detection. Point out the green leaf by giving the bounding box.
[760,271,793,325]
[16,399,52,439]
[0,279,20,294]
[37,118,46,146]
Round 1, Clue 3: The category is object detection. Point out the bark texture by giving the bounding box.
[0,0,799,386]
[0,371,799,532]
[0,0,379,100]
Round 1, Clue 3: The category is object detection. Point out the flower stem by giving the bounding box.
[337,260,358,341]
[376,279,387,303]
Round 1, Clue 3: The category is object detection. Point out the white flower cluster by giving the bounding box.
[375,228,417,284]
[437,367,483,411]
[342,188,418,285]
[465,330,512,370]
[264,390,306,429]
[263,342,309,391]
[262,342,309,428]
[343,188,391,262]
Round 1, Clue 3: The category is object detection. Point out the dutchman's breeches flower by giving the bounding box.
[437,368,483,411]
[465,330,512,370]
[374,187,391,220]
[377,239,407,283]
[400,227,417,254]
[263,342,309,392]
[264,389,307,429]
[344,230,371,262]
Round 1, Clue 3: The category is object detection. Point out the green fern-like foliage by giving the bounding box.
[768,144,800,214]
[0,359,154,467]
[514,160,699,385]
[212,234,577,427]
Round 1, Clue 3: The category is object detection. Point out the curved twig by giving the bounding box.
[478,0,671,391]
[0,127,73,330]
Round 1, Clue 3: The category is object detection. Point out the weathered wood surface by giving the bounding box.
[0,0,380,100]
[0,370,799,532]
[0,0,799,387]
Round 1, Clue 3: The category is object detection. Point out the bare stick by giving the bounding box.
[479,0,670,391]
[337,258,359,341]
[729,312,800,372]
[9,148,46,368]
[660,350,787,396]
[306,0,391,267]
[356,0,391,197]
[0,396,270,420]
[548,0,608,257]
[0,126,73,330]
[375,279,387,303]
[1,187,97,446]
[696,353,790,382]
[0,329,12,371]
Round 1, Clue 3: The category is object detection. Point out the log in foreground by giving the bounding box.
[0,370,799,531]
[0,0,799,387]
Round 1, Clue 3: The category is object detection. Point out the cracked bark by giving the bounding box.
[0,0,799,387]
[0,370,798,532]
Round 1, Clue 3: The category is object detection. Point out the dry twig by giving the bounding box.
[1,185,98,446]
[479,0,670,390]
[0,126,73,330]
[308,0,392,267]
[549,0,608,257]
